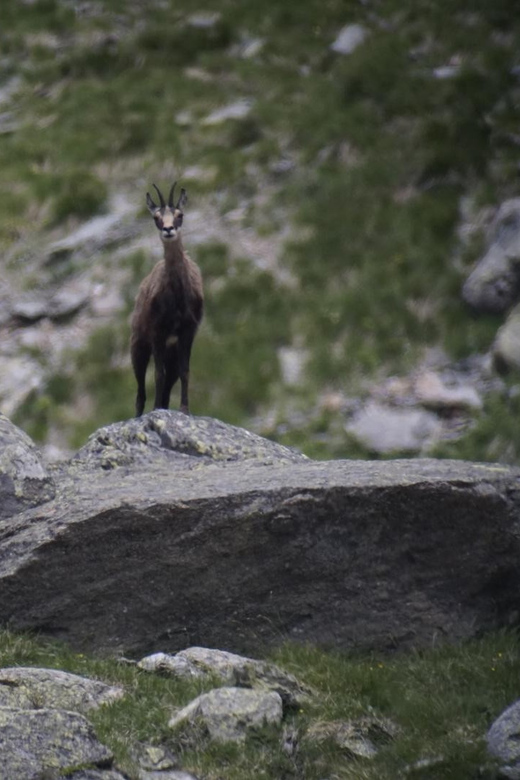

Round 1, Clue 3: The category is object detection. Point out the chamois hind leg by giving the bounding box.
[131,338,151,417]
[162,342,180,409]
[152,346,167,410]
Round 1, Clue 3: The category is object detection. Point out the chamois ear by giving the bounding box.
[146,192,158,214]
[176,188,188,211]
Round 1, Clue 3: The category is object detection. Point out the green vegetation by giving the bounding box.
[2,0,520,459]
[2,628,519,778]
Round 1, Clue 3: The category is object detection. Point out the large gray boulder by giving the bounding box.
[1,411,520,656]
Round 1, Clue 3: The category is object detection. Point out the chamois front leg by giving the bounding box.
[131,337,151,417]
[178,326,197,414]
[162,341,180,410]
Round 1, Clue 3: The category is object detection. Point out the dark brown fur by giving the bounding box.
[130,185,203,416]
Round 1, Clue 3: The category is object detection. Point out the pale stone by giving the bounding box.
[345,401,442,453]
[168,687,283,743]
[414,371,482,411]
[202,99,253,125]
[278,346,307,386]
[463,198,520,314]
[330,24,367,55]
[307,716,399,758]
[138,646,311,707]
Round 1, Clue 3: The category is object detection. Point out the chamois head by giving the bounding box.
[146,182,188,243]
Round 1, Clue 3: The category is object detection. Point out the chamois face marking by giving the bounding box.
[152,207,183,242]
[146,182,188,243]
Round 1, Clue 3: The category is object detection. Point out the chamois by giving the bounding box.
[130,182,204,416]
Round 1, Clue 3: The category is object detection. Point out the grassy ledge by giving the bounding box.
[1,629,519,778]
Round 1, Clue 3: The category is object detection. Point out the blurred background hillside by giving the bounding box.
[1,0,520,462]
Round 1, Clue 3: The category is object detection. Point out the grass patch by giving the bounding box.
[1,628,518,778]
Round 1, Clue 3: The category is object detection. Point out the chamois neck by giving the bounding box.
[163,236,185,266]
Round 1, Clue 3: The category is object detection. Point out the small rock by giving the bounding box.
[462,198,520,314]
[0,414,54,519]
[432,65,461,79]
[414,371,482,412]
[182,164,218,184]
[0,75,22,106]
[493,303,520,372]
[269,156,295,176]
[201,99,253,126]
[11,290,88,324]
[168,687,283,744]
[330,24,367,55]
[187,12,221,28]
[306,715,398,759]
[48,289,89,322]
[278,346,307,386]
[138,646,311,708]
[132,743,179,772]
[175,109,193,126]
[237,37,265,59]
[46,193,136,263]
[282,724,299,756]
[0,111,20,134]
[319,391,350,413]
[0,356,44,419]
[345,401,441,454]
[10,297,49,323]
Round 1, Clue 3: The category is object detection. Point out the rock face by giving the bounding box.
[1,411,520,656]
